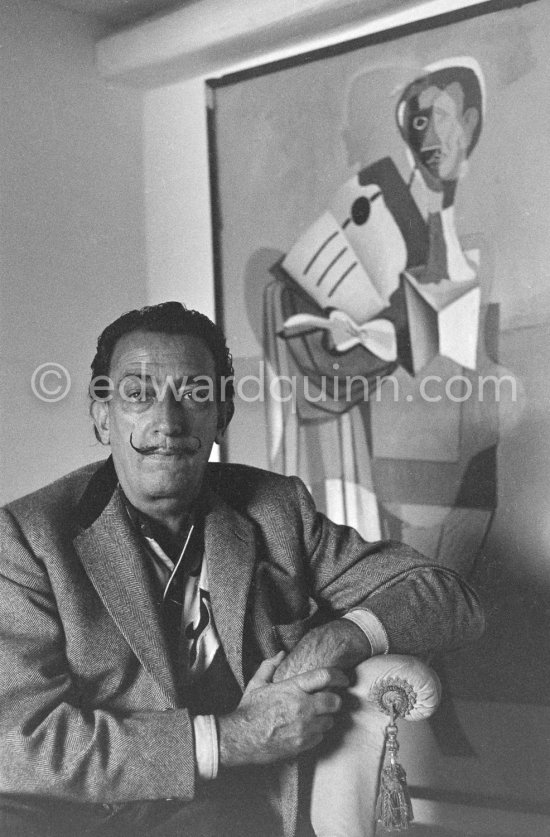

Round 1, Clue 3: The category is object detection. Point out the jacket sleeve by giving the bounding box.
[290,477,485,655]
[0,508,197,804]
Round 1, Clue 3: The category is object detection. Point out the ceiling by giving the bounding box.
[38,0,193,28]
[39,0,419,31]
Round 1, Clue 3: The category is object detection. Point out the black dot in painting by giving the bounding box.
[351,196,371,226]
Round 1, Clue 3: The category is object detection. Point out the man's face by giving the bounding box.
[91,330,227,512]
[404,81,478,187]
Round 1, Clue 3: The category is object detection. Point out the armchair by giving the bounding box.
[311,654,442,837]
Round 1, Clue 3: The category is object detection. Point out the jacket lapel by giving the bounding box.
[72,460,258,700]
[202,491,257,691]
[74,480,180,705]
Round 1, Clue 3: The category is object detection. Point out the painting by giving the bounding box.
[208,0,550,811]
[208,0,546,574]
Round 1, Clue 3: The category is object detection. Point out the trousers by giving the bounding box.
[0,769,280,837]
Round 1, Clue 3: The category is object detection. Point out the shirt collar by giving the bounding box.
[118,486,195,563]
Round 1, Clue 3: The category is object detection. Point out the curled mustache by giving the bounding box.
[129,433,202,455]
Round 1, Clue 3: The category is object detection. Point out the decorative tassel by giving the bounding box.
[375,708,414,831]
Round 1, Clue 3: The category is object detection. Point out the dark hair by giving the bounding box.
[90,302,234,435]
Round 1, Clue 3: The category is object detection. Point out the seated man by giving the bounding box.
[0,302,484,837]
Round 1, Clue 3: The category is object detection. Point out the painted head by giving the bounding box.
[89,302,234,518]
[396,58,485,192]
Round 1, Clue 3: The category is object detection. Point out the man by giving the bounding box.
[0,302,483,836]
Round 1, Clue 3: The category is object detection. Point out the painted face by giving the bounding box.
[405,81,477,186]
[91,330,227,512]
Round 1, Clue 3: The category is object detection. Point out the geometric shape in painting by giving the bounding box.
[278,310,397,361]
[372,458,461,507]
[329,173,407,305]
[379,503,493,575]
[357,157,429,270]
[282,211,387,324]
[382,502,451,559]
[403,267,480,371]
[482,302,500,364]
[454,445,497,509]
[371,357,462,462]
[384,502,451,529]
[436,506,494,576]
[386,283,415,375]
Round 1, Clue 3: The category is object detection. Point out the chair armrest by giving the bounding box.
[310,655,441,837]
[351,654,442,722]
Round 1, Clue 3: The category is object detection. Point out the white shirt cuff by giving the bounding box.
[193,714,219,781]
[342,608,389,656]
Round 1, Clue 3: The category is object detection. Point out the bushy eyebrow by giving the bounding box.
[118,368,205,383]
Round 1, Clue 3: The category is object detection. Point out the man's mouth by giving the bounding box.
[129,434,202,456]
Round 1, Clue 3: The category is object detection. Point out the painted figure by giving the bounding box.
[263,57,518,578]
[396,58,485,284]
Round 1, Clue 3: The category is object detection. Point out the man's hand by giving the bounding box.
[273,620,372,683]
[218,653,348,768]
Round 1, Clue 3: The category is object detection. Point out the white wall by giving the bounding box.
[143,79,215,317]
[0,0,147,503]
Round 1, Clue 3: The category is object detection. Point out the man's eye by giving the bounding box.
[179,388,196,401]
[179,386,211,406]
[122,383,154,402]
[412,115,429,131]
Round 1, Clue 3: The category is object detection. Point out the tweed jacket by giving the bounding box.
[0,458,484,836]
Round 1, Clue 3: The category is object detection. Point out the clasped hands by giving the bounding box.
[218,620,370,768]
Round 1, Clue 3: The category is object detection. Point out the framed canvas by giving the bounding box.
[207,0,547,693]
[208,0,535,549]
[207,0,550,815]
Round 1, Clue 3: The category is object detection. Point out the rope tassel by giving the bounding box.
[375,707,414,831]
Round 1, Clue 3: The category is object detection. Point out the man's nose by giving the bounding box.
[151,394,187,435]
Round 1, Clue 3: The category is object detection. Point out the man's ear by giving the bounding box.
[215,401,234,445]
[90,399,110,446]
